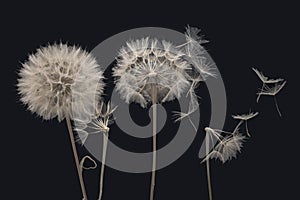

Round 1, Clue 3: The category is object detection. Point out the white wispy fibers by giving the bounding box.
[74,102,116,200]
[252,68,286,116]
[113,37,190,200]
[17,43,104,122]
[17,43,105,200]
[113,37,190,107]
[181,26,215,81]
[174,26,216,125]
[203,128,246,163]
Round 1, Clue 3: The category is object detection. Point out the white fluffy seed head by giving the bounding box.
[17,43,104,122]
[113,37,190,107]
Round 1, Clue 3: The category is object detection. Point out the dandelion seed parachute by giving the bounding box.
[232,111,258,136]
[183,26,215,82]
[252,68,283,83]
[252,67,286,116]
[17,43,104,122]
[232,111,259,121]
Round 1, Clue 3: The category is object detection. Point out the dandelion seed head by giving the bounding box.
[74,102,116,145]
[113,38,190,107]
[17,43,104,122]
[209,133,246,163]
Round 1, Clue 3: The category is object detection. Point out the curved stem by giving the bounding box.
[274,96,282,117]
[65,115,88,200]
[150,86,157,200]
[98,131,109,200]
[245,121,250,137]
[257,83,265,102]
[233,120,243,135]
[205,135,213,200]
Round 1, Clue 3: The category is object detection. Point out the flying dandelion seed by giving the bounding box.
[181,26,216,81]
[252,68,286,116]
[173,26,215,130]
[232,111,258,136]
[17,43,104,200]
[252,68,283,84]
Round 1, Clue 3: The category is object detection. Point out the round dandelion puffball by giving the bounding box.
[17,43,104,122]
[113,37,190,107]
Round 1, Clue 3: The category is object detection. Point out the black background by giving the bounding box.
[1,1,297,200]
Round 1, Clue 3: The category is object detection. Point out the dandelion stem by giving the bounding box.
[98,131,109,200]
[150,86,157,200]
[205,133,213,200]
[65,115,88,200]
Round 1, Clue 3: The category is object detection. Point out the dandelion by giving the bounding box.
[113,38,190,200]
[114,37,190,107]
[17,43,104,200]
[232,111,259,136]
[202,127,246,200]
[252,68,286,116]
[75,102,116,200]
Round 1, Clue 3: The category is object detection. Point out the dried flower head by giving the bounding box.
[113,37,190,107]
[17,43,104,122]
[208,133,246,163]
[203,127,246,163]
[74,102,116,144]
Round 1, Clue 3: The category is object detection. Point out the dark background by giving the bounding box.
[1,1,297,200]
